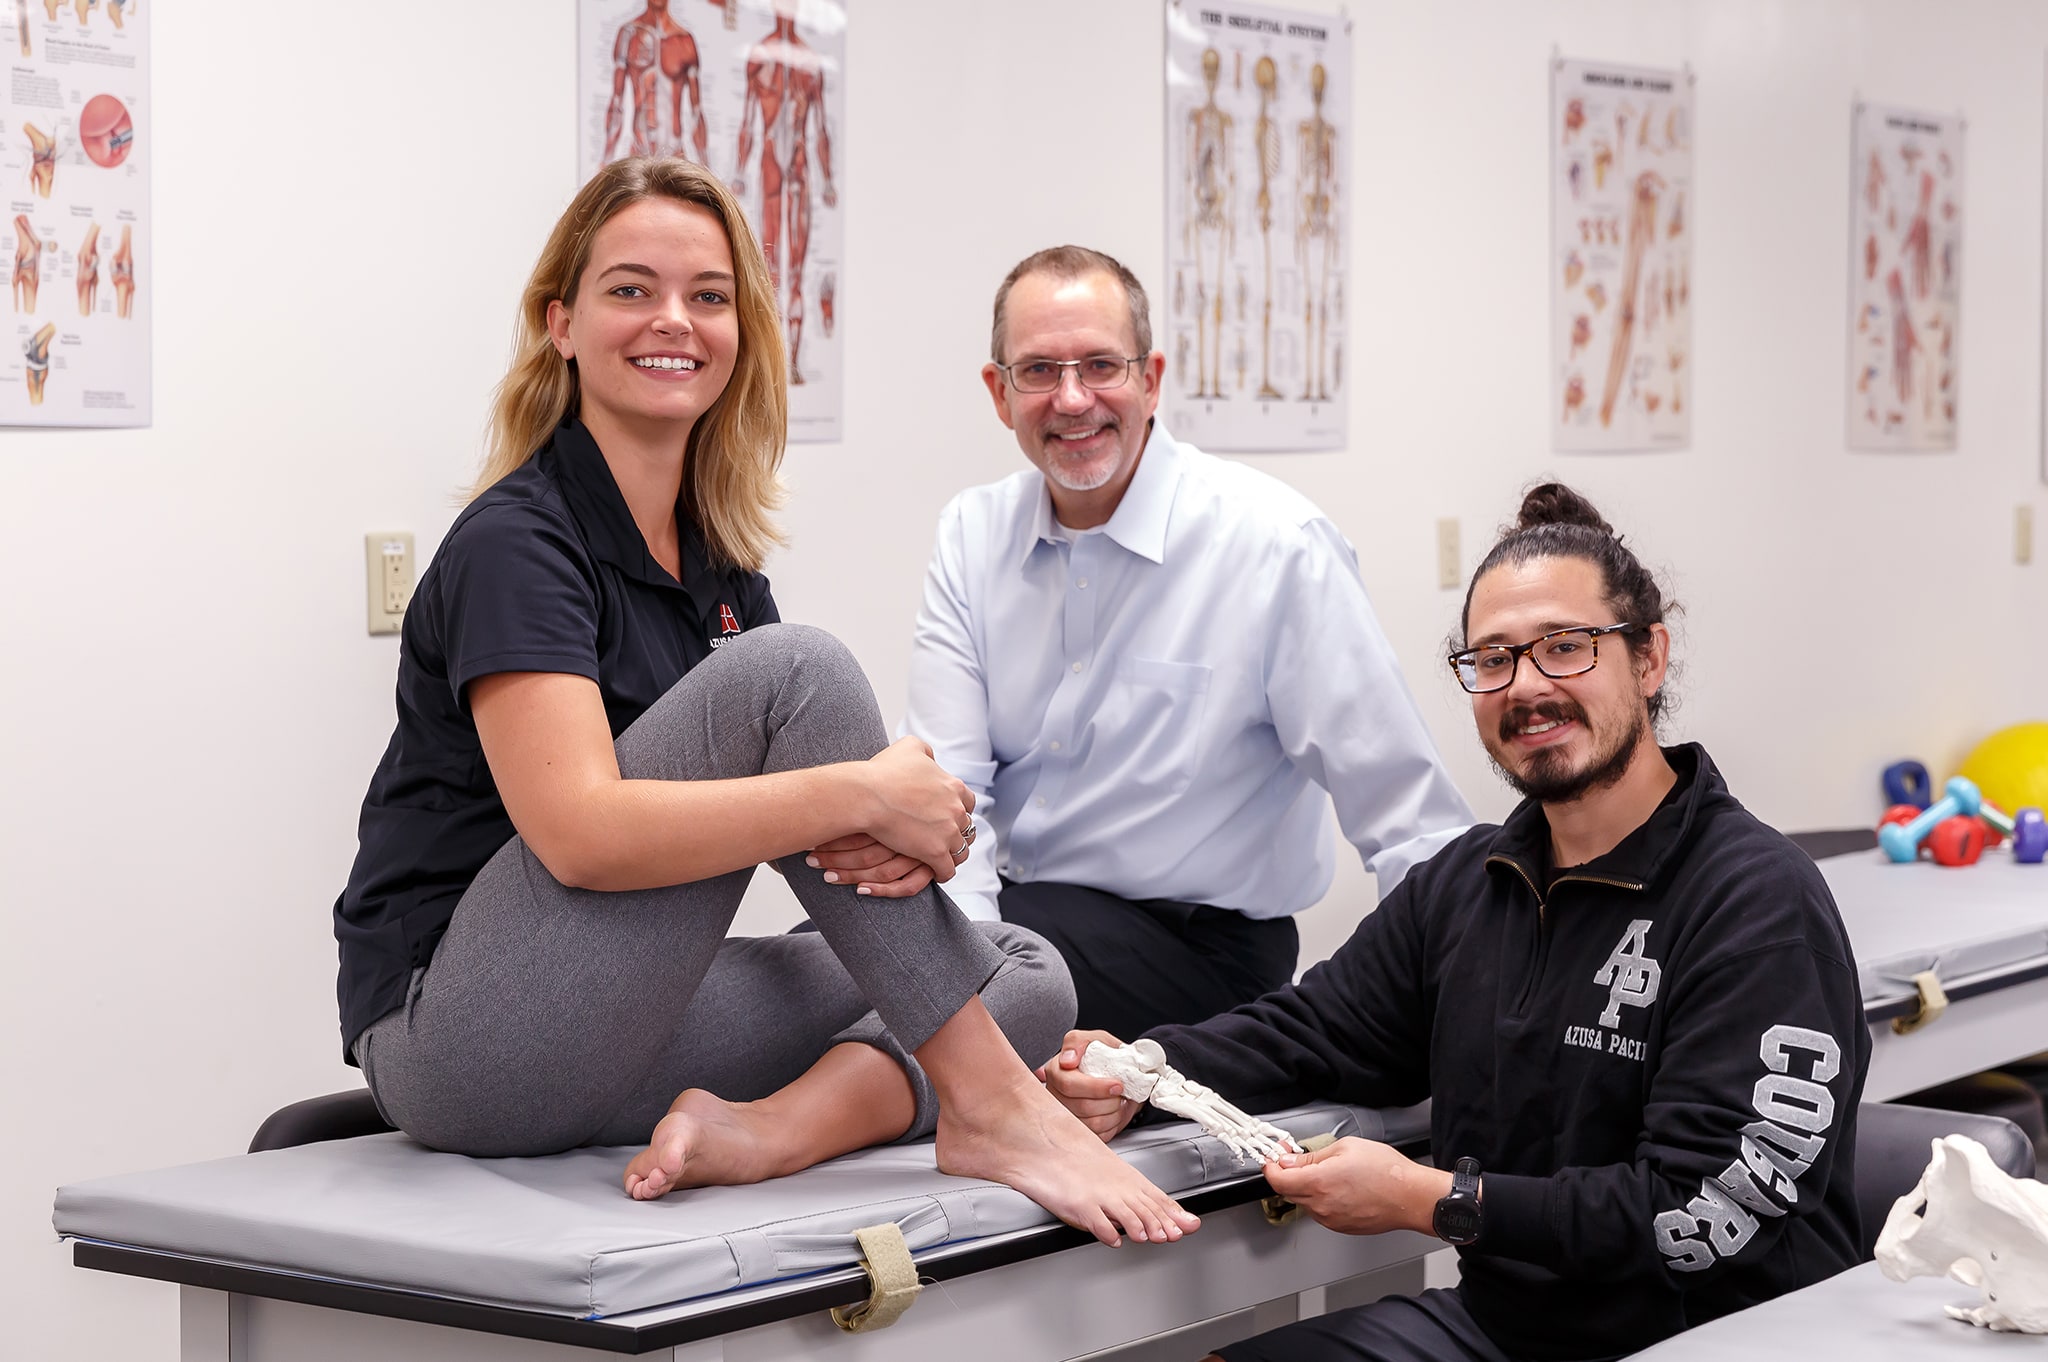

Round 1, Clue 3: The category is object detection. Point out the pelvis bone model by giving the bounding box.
[1079,1039,1302,1165]
[1874,1133,2048,1333]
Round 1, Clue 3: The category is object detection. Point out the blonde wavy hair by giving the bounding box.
[477,157,787,571]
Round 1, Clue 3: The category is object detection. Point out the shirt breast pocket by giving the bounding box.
[1089,657,1213,800]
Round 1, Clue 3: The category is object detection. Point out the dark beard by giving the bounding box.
[1490,699,1649,804]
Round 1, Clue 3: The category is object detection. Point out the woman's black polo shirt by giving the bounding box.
[333,419,778,1059]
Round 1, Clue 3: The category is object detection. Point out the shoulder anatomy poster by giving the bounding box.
[1848,103,1961,451]
[4,0,149,428]
[578,0,843,442]
[1164,0,1349,453]
[1551,58,1691,453]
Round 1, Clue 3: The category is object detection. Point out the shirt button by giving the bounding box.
[1049,740,1062,752]
[1076,578,1089,589]
[1071,661,1084,673]
[1036,797,1047,808]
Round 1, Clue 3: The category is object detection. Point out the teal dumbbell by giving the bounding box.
[1880,776,1982,863]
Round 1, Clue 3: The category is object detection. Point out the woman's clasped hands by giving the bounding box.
[807,736,977,898]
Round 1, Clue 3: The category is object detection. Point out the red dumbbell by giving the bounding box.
[1928,815,1987,867]
[1879,804,1922,831]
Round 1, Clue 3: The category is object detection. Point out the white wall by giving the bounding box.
[6,3,2045,1356]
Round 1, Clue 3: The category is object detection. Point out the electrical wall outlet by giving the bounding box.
[2019,506,2035,565]
[366,532,415,635]
[1436,518,1461,590]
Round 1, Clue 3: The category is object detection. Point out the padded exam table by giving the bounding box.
[1825,854,2048,1100]
[56,1101,1437,1360]
[56,853,2048,1359]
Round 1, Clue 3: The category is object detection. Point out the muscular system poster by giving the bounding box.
[1163,0,1350,454]
[1551,58,1691,454]
[1848,103,1961,452]
[3,0,148,428]
[578,0,843,443]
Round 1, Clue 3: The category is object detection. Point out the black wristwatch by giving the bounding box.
[1432,1156,1483,1245]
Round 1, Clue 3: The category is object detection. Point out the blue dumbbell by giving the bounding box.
[2016,808,2048,865]
[1880,776,1982,863]
[1882,760,1933,810]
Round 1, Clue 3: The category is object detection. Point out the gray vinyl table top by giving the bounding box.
[55,1099,1424,1320]
[1624,1260,2048,1357]
[1818,853,2048,1009]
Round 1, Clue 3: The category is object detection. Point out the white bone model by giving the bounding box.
[1875,1133,2048,1333]
[1080,1039,1303,1165]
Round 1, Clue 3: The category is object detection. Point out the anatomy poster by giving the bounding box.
[3,0,149,428]
[578,0,843,443]
[1848,103,1962,451]
[1164,0,1350,453]
[1551,58,1691,453]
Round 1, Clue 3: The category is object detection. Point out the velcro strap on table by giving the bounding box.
[1260,1130,1339,1225]
[829,1222,921,1333]
[1891,970,1949,1035]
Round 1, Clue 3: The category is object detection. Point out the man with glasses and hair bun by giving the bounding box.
[1043,483,1869,1362]
[836,244,1470,1039]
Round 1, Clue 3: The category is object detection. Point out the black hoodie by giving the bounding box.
[1148,744,1868,1361]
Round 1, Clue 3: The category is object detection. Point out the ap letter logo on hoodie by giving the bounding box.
[1594,919,1661,1026]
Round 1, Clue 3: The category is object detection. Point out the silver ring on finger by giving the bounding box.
[952,839,971,861]
[961,823,977,842]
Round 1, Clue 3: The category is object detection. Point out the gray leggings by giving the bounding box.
[355,624,1077,1157]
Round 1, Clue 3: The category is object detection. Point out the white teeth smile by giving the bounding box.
[1522,720,1565,735]
[1055,427,1103,442]
[633,356,698,371]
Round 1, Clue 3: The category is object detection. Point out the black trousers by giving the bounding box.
[1218,1288,1521,1362]
[996,879,1298,1040]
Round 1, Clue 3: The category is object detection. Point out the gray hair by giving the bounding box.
[990,245,1152,362]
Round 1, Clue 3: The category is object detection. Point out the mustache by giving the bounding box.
[1499,700,1585,743]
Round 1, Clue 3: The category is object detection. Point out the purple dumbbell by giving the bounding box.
[2015,808,2048,864]
[1880,776,1982,863]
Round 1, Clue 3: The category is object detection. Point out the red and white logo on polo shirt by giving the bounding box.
[718,605,742,635]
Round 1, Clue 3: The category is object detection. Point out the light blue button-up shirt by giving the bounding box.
[905,424,1473,923]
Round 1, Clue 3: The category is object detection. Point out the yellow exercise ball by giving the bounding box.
[1957,722,2048,815]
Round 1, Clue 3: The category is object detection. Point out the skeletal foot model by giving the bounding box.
[1081,1039,1301,1165]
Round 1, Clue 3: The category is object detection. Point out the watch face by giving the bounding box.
[1435,1199,1482,1244]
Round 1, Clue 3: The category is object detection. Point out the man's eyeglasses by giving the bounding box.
[995,354,1144,394]
[1448,623,1639,695]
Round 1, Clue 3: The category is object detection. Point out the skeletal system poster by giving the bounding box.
[4,0,149,428]
[1551,58,1691,453]
[1164,1,1349,453]
[1848,104,1961,451]
[578,0,843,442]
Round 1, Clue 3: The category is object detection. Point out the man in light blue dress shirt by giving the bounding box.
[896,245,1471,1036]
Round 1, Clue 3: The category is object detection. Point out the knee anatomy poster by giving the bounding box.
[4,0,148,428]
[578,0,844,443]
[1551,58,1691,453]
[1848,103,1962,452]
[1163,0,1349,453]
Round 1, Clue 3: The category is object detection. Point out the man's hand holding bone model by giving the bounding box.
[1263,1136,1455,1238]
[1039,1029,1145,1142]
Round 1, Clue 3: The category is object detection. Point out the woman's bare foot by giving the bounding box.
[622,1043,918,1201]
[622,1089,795,1200]
[936,1077,1200,1248]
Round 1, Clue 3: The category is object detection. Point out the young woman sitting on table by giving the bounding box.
[332,157,1196,1247]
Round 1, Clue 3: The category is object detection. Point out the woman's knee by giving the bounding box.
[725,622,863,691]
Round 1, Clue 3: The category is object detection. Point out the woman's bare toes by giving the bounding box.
[619,1091,790,1200]
[622,1110,694,1200]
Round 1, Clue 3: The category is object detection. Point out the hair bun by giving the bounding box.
[1515,482,1613,535]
